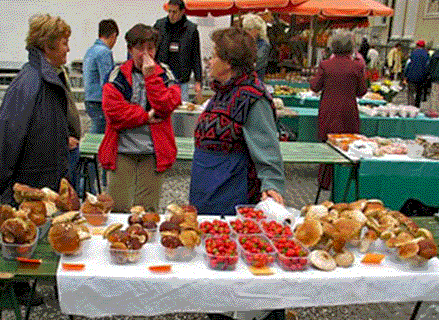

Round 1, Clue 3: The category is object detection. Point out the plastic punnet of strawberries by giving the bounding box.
[236,205,267,220]
[229,219,261,235]
[204,234,238,271]
[260,220,293,239]
[272,237,309,271]
[199,220,230,237]
[238,235,276,268]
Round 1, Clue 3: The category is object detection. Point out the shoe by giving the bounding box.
[13,282,44,307]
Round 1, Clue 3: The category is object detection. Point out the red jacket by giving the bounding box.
[98,60,181,172]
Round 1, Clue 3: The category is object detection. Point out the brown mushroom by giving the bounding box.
[417,239,437,260]
[397,242,419,260]
[294,219,323,247]
[309,250,337,271]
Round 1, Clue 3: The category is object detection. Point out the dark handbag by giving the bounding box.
[276,121,296,142]
[399,198,439,217]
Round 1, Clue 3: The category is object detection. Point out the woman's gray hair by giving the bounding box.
[329,30,354,55]
[241,13,269,43]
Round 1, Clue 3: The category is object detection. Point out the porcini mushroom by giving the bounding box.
[294,219,323,247]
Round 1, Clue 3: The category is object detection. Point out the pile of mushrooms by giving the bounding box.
[48,211,91,255]
[294,199,437,271]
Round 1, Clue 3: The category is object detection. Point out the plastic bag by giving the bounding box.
[255,198,300,225]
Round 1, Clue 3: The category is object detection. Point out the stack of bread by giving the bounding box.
[294,199,437,271]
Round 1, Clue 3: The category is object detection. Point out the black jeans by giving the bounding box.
[407,81,424,108]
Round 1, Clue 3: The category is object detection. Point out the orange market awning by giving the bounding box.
[182,0,308,16]
[272,0,394,17]
[289,15,370,30]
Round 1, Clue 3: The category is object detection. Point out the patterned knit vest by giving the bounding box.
[194,72,275,203]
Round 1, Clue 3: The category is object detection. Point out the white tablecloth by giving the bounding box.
[57,214,439,318]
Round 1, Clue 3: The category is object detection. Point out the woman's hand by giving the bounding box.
[142,51,156,77]
[261,189,284,206]
[68,136,79,150]
[147,109,163,124]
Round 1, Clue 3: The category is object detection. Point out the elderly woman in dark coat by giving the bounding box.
[0,14,80,205]
[309,30,367,189]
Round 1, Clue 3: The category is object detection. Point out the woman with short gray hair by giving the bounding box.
[330,30,354,55]
[309,29,367,190]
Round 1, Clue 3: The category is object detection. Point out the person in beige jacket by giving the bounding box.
[387,42,403,80]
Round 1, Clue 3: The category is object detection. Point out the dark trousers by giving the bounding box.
[407,81,424,108]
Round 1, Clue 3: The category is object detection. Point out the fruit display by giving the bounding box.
[236,205,267,221]
[199,219,230,237]
[0,209,39,259]
[203,234,238,271]
[103,223,149,264]
[265,72,308,82]
[327,134,417,158]
[272,237,309,271]
[128,206,159,242]
[81,192,114,226]
[48,211,91,255]
[160,203,201,261]
[260,220,293,239]
[273,85,307,96]
[229,218,262,236]
[416,135,439,160]
[238,235,276,268]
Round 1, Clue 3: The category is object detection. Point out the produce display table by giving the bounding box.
[0,236,60,320]
[329,144,439,211]
[79,134,352,204]
[279,108,439,142]
[274,95,387,109]
[265,80,309,89]
[56,214,439,318]
[79,134,349,167]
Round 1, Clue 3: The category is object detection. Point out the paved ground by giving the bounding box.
[3,88,438,319]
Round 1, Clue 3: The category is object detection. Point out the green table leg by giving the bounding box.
[6,282,22,320]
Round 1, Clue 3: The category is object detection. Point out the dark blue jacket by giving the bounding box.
[154,15,202,84]
[0,48,71,205]
[428,49,439,83]
[404,48,429,84]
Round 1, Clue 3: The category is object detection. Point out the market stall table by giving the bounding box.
[0,236,60,320]
[56,214,439,318]
[279,107,439,142]
[274,95,387,109]
[172,106,298,138]
[329,143,439,211]
[79,134,353,204]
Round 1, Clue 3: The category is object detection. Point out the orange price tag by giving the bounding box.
[148,265,172,273]
[62,263,85,271]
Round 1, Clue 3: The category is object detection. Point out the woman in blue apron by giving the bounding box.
[189,27,285,216]
[189,26,287,320]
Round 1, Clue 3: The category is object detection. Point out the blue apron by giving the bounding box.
[189,148,249,215]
